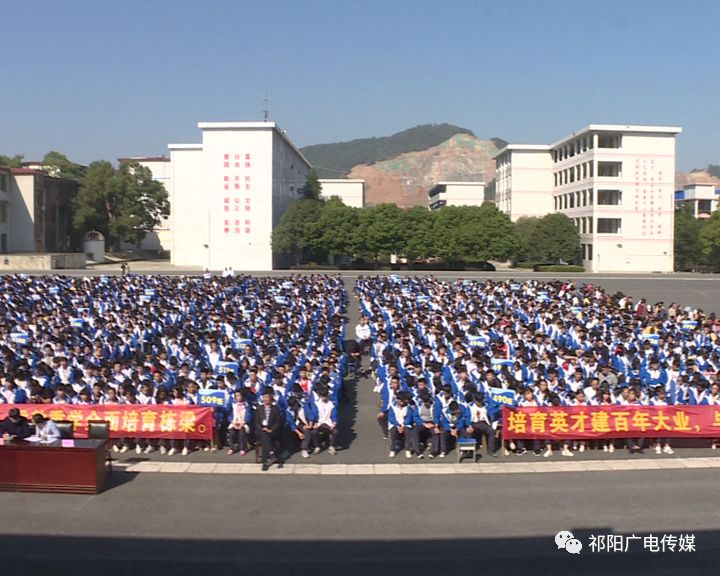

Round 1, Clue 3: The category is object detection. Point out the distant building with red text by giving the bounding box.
[495,124,682,272]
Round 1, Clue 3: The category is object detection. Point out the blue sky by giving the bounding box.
[2,0,718,171]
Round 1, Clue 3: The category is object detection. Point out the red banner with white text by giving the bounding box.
[1,405,213,440]
[502,405,720,440]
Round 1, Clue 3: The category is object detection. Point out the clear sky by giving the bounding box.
[2,0,718,171]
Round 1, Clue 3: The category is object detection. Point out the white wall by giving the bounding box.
[170,147,205,267]
[505,150,554,220]
[200,127,274,270]
[587,132,676,272]
[8,174,36,252]
[319,179,365,208]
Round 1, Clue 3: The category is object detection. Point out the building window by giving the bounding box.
[597,134,622,148]
[698,199,713,215]
[587,243,593,260]
[597,218,622,234]
[0,202,6,223]
[597,161,621,177]
[0,174,7,192]
[597,190,622,205]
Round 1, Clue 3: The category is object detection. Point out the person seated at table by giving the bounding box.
[0,408,32,440]
[31,413,61,443]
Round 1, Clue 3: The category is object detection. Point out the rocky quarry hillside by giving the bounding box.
[301,125,716,209]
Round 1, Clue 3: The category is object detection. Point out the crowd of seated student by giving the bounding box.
[0,274,347,462]
[357,276,720,459]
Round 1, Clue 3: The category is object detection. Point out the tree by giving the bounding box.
[73,160,169,250]
[699,210,720,272]
[354,203,405,260]
[467,203,521,262]
[42,151,86,180]
[674,203,703,271]
[401,206,435,261]
[309,197,360,259]
[527,213,580,263]
[300,169,322,200]
[707,164,720,179]
[514,216,541,261]
[431,204,521,263]
[0,154,23,168]
[271,198,324,264]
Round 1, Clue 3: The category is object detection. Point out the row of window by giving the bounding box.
[554,161,623,187]
[552,137,593,162]
[556,189,624,210]
[555,189,593,210]
[554,162,593,186]
[573,217,593,235]
[552,133,622,163]
[568,216,623,235]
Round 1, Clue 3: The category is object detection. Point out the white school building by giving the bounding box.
[495,124,682,273]
[168,122,311,271]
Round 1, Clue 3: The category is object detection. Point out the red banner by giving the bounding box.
[502,405,720,440]
[0,405,213,440]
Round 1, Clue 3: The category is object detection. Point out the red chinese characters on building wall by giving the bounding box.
[635,158,663,239]
[221,153,252,235]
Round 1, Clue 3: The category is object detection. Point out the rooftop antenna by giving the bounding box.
[263,90,270,122]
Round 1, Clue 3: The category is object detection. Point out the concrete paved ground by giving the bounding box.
[0,469,718,575]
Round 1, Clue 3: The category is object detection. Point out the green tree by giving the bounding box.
[527,213,580,263]
[699,210,720,272]
[468,203,521,261]
[514,216,541,261]
[73,160,169,250]
[272,198,324,264]
[0,154,24,168]
[42,151,86,180]
[354,203,405,261]
[707,164,720,179]
[674,203,703,271]
[301,169,322,200]
[309,197,360,259]
[431,206,465,261]
[401,206,435,261]
[431,204,520,263]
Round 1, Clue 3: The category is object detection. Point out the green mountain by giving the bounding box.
[300,123,475,178]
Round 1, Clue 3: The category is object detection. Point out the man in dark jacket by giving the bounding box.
[0,408,32,440]
[254,387,284,471]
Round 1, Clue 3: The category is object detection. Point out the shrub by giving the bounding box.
[534,264,585,273]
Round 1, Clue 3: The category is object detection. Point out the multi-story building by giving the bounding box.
[427,181,486,210]
[117,156,172,253]
[495,124,682,272]
[318,179,365,208]
[0,166,78,254]
[675,183,719,219]
[169,121,311,270]
[495,146,553,219]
